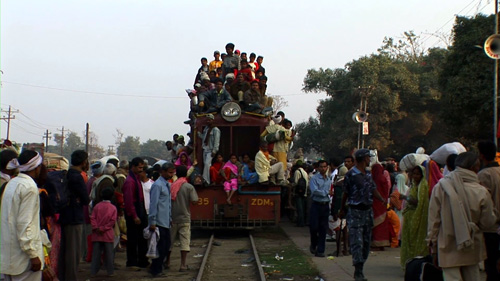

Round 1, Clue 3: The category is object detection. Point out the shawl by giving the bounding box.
[372,164,390,226]
[175,152,192,169]
[171,177,188,201]
[424,159,443,197]
[439,167,475,250]
[222,161,238,176]
[400,165,430,268]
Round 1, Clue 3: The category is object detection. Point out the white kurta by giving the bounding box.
[0,173,44,275]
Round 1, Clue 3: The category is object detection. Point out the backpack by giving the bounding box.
[295,169,307,197]
[45,170,70,213]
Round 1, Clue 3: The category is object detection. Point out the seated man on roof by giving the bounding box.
[230,73,250,102]
[242,80,272,115]
[198,78,232,113]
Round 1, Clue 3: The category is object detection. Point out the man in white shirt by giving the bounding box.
[0,150,44,281]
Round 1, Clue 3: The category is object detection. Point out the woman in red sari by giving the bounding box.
[371,164,391,249]
[209,153,225,184]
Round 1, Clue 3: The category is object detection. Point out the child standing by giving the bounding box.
[90,187,117,277]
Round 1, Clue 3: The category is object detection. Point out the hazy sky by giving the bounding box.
[0,0,494,151]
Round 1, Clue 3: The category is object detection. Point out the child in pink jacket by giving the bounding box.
[90,187,117,277]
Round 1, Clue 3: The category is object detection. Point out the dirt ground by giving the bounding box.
[77,227,318,281]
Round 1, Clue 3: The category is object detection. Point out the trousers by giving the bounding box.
[347,208,373,265]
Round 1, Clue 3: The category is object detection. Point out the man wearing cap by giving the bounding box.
[1,150,45,281]
[209,51,222,75]
[198,78,231,113]
[198,114,220,184]
[340,149,385,281]
[222,43,240,79]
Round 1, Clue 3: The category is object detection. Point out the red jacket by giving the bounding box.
[90,201,117,243]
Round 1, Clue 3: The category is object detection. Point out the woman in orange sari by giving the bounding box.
[371,164,391,249]
[209,153,225,184]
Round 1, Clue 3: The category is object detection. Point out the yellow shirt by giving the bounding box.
[209,60,223,74]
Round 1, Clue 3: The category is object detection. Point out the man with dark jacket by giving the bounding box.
[59,150,90,281]
[122,157,148,270]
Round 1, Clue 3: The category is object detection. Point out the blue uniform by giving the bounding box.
[343,167,376,266]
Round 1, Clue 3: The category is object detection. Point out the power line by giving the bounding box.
[18,111,60,128]
[2,81,186,99]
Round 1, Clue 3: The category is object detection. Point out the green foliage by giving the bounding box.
[439,14,496,144]
[140,139,170,160]
[117,136,141,160]
[300,35,448,158]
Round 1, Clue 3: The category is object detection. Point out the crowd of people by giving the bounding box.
[0,148,199,280]
[1,138,500,281]
[292,142,500,281]
[186,42,273,125]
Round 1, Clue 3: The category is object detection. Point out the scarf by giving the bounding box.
[439,167,476,251]
[171,177,188,201]
[7,152,42,172]
[174,152,192,169]
[223,161,238,176]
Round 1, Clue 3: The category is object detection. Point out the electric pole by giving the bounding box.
[43,130,52,152]
[1,105,19,140]
[57,126,65,155]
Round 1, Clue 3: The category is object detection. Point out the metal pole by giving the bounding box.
[85,123,89,153]
[6,106,11,139]
[495,1,499,146]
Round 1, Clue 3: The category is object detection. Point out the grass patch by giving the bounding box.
[253,229,319,280]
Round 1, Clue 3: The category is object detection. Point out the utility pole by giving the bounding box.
[57,126,65,155]
[85,123,89,153]
[1,105,19,140]
[43,130,52,152]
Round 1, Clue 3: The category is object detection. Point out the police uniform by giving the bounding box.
[343,154,376,280]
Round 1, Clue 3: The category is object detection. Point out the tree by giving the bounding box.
[140,139,169,159]
[86,131,105,160]
[117,136,141,160]
[300,34,448,159]
[439,14,496,145]
[270,95,289,113]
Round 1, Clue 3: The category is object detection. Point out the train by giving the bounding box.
[189,102,282,229]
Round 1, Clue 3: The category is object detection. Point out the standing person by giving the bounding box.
[122,157,149,270]
[427,152,497,281]
[90,187,117,278]
[477,140,500,281]
[292,161,309,227]
[139,168,154,215]
[58,150,90,281]
[209,50,222,74]
[148,163,175,277]
[341,149,385,281]
[0,150,44,281]
[222,43,240,78]
[167,165,198,272]
[198,114,220,184]
[308,160,331,258]
[370,164,391,250]
[399,165,430,268]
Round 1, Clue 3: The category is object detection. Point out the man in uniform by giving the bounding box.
[341,149,385,281]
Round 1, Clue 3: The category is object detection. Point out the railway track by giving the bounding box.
[196,232,266,281]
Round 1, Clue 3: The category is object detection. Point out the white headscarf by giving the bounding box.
[7,152,42,172]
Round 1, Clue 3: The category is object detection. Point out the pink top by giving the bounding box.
[90,200,117,243]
